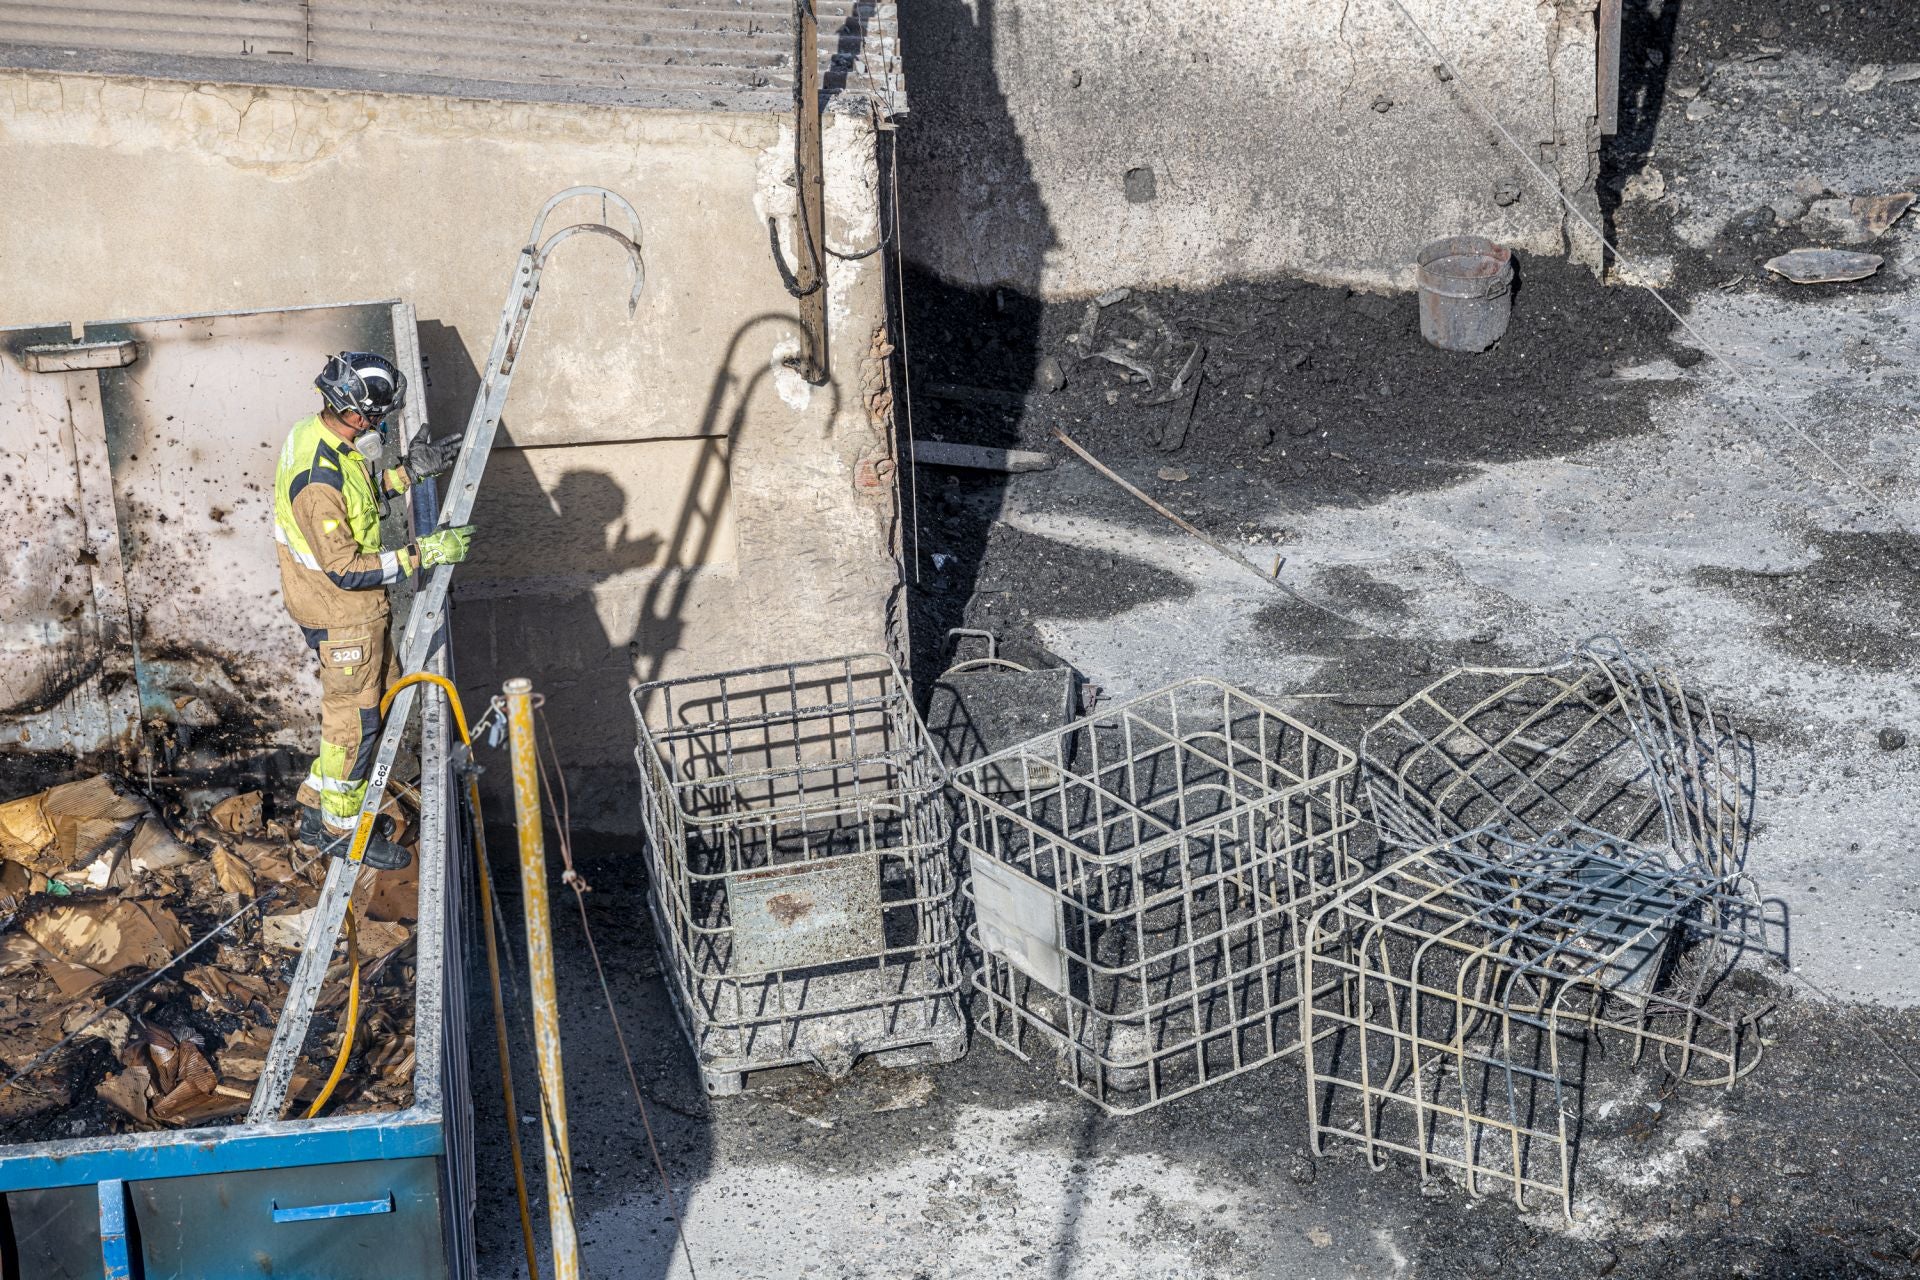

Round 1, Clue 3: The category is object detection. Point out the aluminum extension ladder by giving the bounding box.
[248,187,647,1122]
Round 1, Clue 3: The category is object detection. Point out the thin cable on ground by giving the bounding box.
[1380,0,1917,551]
[533,706,701,1280]
[0,886,283,1101]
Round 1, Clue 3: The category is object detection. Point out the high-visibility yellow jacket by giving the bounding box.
[272,413,410,629]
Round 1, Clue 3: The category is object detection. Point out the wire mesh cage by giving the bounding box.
[1301,826,1781,1216]
[631,654,965,1095]
[951,678,1359,1115]
[1360,639,1756,877]
[1581,638,1756,881]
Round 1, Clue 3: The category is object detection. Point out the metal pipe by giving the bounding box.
[791,0,829,384]
[506,676,579,1280]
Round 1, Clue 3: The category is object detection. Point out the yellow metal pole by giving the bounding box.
[505,676,580,1280]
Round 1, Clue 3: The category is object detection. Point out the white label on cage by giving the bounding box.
[728,857,885,974]
[969,852,1068,994]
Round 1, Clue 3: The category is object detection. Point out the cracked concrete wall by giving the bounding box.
[0,69,902,830]
[901,0,1603,296]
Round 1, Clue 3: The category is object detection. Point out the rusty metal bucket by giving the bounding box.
[1416,235,1514,353]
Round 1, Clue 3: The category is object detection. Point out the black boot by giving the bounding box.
[298,806,412,872]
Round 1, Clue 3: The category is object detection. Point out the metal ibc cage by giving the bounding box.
[952,679,1359,1114]
[1301,827,1777,1216]
[631,654,965,1095]
[1360,639,1756,878]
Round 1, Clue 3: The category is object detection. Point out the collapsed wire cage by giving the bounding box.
[952,678,1359,1115]
[1360,638,1757,879]
[632,653,965,1094]
[1301,825,1784,1216]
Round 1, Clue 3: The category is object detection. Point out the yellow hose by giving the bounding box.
[362,670,543,1280]
[305,908,360,1118]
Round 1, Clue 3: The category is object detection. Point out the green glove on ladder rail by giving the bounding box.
[412,524,475,569]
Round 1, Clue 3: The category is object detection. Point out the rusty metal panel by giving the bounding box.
[1597,0,1623,136]
[727,855,885,974]
[0,301,426,766]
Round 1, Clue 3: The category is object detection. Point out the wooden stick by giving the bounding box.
[1050,427,1281,588]
[1048,426,1376,635]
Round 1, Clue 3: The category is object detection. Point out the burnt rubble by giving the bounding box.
[0,773,418,1140]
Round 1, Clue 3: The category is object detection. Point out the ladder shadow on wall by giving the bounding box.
[420,312,833,1276]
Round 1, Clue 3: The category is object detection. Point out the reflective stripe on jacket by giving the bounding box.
[272,413,406,628]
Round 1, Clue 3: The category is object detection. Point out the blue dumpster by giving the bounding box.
[0,651,475,1278]
[0,302,476,1277]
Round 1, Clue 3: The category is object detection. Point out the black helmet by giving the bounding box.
[316,351,406,425]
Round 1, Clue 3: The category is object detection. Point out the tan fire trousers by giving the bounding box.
[295,619,402,831]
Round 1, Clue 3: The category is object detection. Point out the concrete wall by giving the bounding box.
[0,69,903,829]
[899,0,1604,296]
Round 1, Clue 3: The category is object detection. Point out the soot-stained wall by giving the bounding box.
[0,70,903,830]
[899,0,1605,296]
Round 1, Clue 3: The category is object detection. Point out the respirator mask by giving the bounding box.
[352,420,388,465]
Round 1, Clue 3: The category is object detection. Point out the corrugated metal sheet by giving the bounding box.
[0,0,902,112]
[0,2,305,58]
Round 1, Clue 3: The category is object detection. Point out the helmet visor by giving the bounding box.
[318,353,406,426]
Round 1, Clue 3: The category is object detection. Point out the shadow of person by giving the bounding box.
[543,468,666,580]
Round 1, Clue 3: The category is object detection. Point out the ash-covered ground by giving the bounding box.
[474,1,1920,1275]
[480,848,1920,1279]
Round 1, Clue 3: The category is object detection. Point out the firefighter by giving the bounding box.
[272,351,473,870]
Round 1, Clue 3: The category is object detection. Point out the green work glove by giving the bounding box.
[415,524,475,569]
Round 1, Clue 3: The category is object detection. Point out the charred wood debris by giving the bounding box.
[0,774,417,1139]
